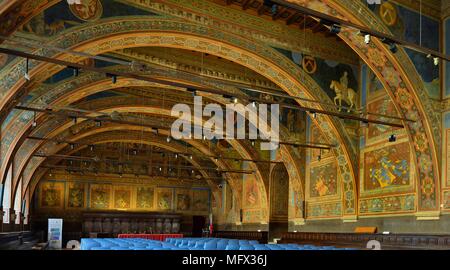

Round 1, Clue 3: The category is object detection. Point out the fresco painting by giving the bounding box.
[192,189,209,212]
[243,175,260,209]
[367,96,400,140]
[368,2,440,98]
[364,142,410,191]
[310,161,338,198]
[40,182,64,208]
[90,184,111,209]
[176,190,191,211]
[113,186,132,209]
[136,186,154,209]
[156,188,173,211]
[67,182,85,208]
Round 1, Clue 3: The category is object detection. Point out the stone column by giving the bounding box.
[0,208,4,232]
[10,211,17,232]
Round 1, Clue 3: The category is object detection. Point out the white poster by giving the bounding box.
[48,218,63,249]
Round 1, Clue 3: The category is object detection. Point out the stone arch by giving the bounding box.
[284,0,440,215]
[0,18,356,217]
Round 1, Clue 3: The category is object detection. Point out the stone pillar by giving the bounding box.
[0,209,4,232]
[10,211,17,232]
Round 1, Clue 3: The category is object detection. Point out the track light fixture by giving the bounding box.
[232,97,238,104]
[434,57,439,66]
[70,143,75,150]
[364,34,371,45]
[133,149,137,155]
[24,57,30,81]
[329,24,341,34]
[251,101,257,108]
[310,111,317,119]
[175,153,178,159]
[187,88,196,96]
[189,155,193,160]
[251,140,256,146]
[382,38,398,54]
[106,73,117,84]
[89,145,94,151]
[69,66,79,77]
[389,134,397,142]
[72,117,77,124]
[166,136,171,143]
[95,120,102,127]
[32,112,37,127]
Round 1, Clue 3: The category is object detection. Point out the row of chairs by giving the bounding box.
[80,237,359,250]
[165,237,358,250]
[81,238,180,250]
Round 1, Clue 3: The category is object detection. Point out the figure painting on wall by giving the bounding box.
[157,189,173,210]
[192,190,209,212]
[367,96,400,139]
[68,0,103,21]
[67,182,84,208]
[364,142,410,190]
[176,192,191,211]
[90,185,111,209]
[243,177,260,208]
[114,187,132,209]
[136,187,154,209]
[310,162,338,198]
[40,182,64,208]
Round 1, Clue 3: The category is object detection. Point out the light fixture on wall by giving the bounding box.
[69,66,79,77]
[388,134,397,142]
[329,24,341,34]
[174,153,178,159]
[166,136,171,143]
[70,143,75,150]
[32,112,37,127]
[364,34,371,45]
[89,145,94,151]
[24,57,30,81]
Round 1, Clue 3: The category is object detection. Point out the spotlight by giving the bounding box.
[434,57,439,66]
[214,157,218,162]
[154,128,158,135]
[159,167,162,172]
[310,111,317,119]
[202,135,206,140]
[175,153,178,159]
[32,112,37,127]
[72,117,77,124]
[330,24,341,34]
[191,169,195,174]
[187,88,196,96]
[24,58,30,81]
[189,155,193,160]
[69,66,79,77]
[89,145,94,151]
[166,136,171,143]
[107,73,117,84]
[70,143,75,150]
[95,120,102,127]
[133,149,137,155]
[251,140,255,146]
[232,97,238,104]
[389,134,397,142]
[388,43,398,53]
[251,101,257,108]
[364,34,371,45]
[119,173,123,178]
